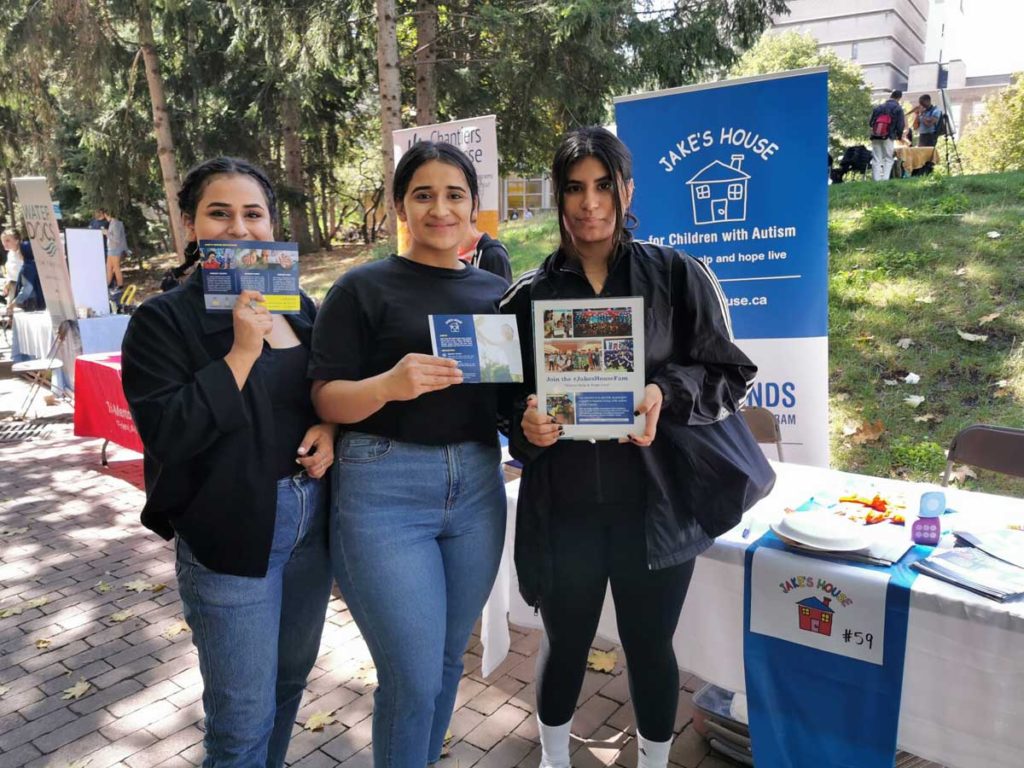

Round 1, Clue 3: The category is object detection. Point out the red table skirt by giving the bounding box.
[74,352,144,454]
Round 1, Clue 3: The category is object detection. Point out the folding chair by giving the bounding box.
[741,405,784,461]
[941,424,1024,486]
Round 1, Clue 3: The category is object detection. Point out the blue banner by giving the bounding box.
[614,68,830,465]
[742,534,927,767]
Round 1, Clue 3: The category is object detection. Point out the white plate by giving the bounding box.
[771,514,869,552]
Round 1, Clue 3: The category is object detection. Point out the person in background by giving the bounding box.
[458,218,513,283]
[869,90,905,181]
[96,207,128,290]
[500,126,756,768]
[2,229,23,304]
[913,94,943,148]
[310,141,508,767]
[121,157,335,768]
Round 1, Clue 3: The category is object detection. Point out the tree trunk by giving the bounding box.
[376,0,402,240]
[281,92,314,252]
[136,0,186,256]
[415,0,437,126]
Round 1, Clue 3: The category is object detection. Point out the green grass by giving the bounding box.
[499,213,560,278]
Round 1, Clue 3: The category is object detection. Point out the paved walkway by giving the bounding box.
[0,368,737,768]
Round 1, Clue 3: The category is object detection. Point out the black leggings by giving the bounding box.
[535,506,696,741]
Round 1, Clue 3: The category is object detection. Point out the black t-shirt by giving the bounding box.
[256,344,318,479]
[309,255,509,446]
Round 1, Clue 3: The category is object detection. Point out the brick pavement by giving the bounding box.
[0,368,741,768]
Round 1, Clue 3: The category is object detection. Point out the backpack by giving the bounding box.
[936,112,951,137]
[870,105,893,140]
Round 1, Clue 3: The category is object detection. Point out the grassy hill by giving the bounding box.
[497,172,1024,495]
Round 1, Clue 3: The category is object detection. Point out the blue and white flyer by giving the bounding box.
[429,314,525,383]
[532,297,645,440]
[199,239,300,314]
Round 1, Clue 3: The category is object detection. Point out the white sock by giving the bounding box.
[538,716,572,768]
[637,731,672,768]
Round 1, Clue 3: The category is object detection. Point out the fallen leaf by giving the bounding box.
[993,379,1010,389]
[979,312,1001,325]
[956,329,988,343]
[954,266,968,276]
[0,527,28,538]
[65,760,92,768]
[948,465,978,485]
[915,295,935,304]
[303,711,338,732]
[855,334,875,342]
[896,338,914,349]
[124,580,166,594]
[109,610,134,623]
[61,680,92,700]
[850,420,885,445]
[986,230,1002,239]
[586,648,618,674]
[25,597,48,609]
[162,619,190,640]
[903,372,921,384]
[34,638,52,650]
[0,606,23,619]
[95,581,112,593]
[913,414,937,423]
[842,422,858,437]
[904,395,925,408]
[883,378,899,386]
[0,684,8,697]
[834,392,850,402]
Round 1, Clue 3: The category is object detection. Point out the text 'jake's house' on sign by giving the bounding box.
[615,67,830,466]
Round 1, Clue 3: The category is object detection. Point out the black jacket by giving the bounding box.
[499,241,757,606]
[869,99,906,140]
[121,270,318,577]
[471,233,513,283]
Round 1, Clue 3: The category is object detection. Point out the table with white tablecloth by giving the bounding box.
[482,462,1024,768]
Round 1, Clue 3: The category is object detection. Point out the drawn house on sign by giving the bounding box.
[687,154,750,225]
[796,596,834,636]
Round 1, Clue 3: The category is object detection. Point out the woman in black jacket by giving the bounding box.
[500,127,756,768]
[121,158,335,768]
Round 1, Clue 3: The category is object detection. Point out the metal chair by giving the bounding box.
[941,424,1024,486]
[741,406,784,461]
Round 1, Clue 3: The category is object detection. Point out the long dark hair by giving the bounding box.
[393,141,479,209]
[551,126,636,256]
[174,157,276,273]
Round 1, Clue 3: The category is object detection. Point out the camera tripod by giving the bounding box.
[938,87,964,175]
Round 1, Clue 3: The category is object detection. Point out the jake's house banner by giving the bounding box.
[615,67,829,466]
[393,115,499,254]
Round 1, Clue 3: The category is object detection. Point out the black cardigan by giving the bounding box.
[121,271,318,577]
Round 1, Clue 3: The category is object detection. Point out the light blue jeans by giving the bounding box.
[176,473,332,768]
[330,433,506,767]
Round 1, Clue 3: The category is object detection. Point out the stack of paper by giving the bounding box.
[912,546,1024,601]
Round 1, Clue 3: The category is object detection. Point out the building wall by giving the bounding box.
[771,0,929,92]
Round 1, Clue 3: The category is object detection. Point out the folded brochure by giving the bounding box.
[428,314,524,383]
[912,546,1024,601]
[200,239,300,314]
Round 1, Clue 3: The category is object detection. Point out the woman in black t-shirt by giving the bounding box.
[310,142,509,768]
[121,158,335,767]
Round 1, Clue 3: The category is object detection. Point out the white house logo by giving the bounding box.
[445,318,464,333]
[686,154,750,226]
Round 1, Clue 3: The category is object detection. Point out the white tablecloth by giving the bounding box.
[482,462,1024,768]
[11,311,54,361]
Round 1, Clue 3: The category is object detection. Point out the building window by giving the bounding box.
[696,185,711,200]
[727,183,743,200]
[851,42,859,60]
[822,614,831,623]
[801,607,810,616]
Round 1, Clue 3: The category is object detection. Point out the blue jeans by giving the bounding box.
[176,473,332,768]
[331,433,506,767]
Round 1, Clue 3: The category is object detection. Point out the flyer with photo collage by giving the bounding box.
[429,314,525,383]
[533,297,645,440]
[199,239,300,314]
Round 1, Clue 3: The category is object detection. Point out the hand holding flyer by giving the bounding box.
[533,297,646,440]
